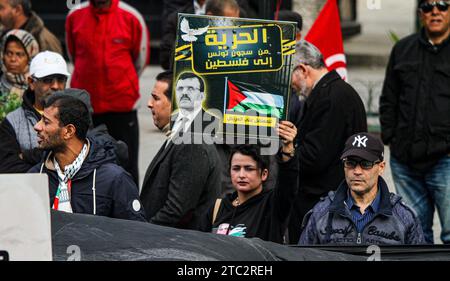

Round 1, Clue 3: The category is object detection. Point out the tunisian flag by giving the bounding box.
[305,0,348,81]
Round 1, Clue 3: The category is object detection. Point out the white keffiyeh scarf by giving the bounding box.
[52,143,88,213]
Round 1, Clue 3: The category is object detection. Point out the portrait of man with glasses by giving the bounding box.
[298,133,425,246]
[171,71,221,141]
[380,0,450,244]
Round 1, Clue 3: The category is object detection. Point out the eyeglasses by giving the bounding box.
[419,1,449,13]
[343,158,381,170]
[33,75,67,85]
[176,86,200,93]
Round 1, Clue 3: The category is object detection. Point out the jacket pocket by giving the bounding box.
[429,65,450,135]
[393,62,419,84]
[393,62,420,110]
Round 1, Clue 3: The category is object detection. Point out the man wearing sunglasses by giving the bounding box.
[380,0,450,244]
[0,51,70,173]
[299,133,425,245]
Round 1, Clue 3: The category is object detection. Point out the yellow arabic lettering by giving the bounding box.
[253,57,273,67]
[231,29,259,49]
[205,60,218,70]
[207,51,219,59]
[262,28,267,43]
[205,33,227,46]
[258,49,270,56]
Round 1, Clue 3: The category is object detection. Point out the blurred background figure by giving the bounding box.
[277,9,303,41]
[0,0,62,54]
[66,0,150,185]
[276,10,305,125]
[0,29,38,98]
[160,0,247,70]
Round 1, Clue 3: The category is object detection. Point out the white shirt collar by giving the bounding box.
[170,106,203,138]
[193,0,206,15]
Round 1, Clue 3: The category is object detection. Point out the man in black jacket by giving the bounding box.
[29,94,146,221]
[287,40,367,243]
[379,0,450,244]
[140,71,222,229]
[0,51,128,174]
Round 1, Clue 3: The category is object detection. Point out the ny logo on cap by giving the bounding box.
[352,135,368,148]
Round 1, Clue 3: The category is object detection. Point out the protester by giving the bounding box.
[0,0,62,54]
[276,10,305,125]
[197,121,298,244]
[28,94,146,221]
[140,72,222,229]
[0,29,38,97]
[0,51,127,174]
[299,133,425,245]
[379,0,450,245]
[148,70,172,134]
[66,0,150,185]
[0,51,69,173]
[287,40,367,244]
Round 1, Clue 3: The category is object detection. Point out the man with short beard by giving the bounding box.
[0,51,69,173]
[287,40,367,244]
[29,94,146,221]
[299,133,425,245]
[379,0,450,244]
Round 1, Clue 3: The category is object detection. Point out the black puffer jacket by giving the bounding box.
[380,29,450,172]
[28,138,146,221]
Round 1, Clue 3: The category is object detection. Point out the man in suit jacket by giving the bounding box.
[140,71,222,229]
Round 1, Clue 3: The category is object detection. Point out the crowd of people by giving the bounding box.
[0,0,448,247]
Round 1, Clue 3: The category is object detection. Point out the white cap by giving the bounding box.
[30,51,71,78]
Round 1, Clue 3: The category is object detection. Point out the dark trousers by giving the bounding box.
[93,111,139,185]
[287,191,324,244]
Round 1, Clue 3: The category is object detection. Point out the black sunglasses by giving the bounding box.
[33,75,68,85]
[343,158,381,170]
[419,1,449,13]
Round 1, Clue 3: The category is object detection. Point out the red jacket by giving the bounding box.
[66,0,149,113]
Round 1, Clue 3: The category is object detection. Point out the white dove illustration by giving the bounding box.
[180,18,209,42]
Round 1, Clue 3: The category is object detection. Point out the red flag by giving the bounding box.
[305,0,348,81]
[227,80,247,110]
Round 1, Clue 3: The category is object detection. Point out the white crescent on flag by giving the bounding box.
[305,0,348,81]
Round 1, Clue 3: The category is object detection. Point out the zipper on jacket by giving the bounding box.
[357,233,362,244]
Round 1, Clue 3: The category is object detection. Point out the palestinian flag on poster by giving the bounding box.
[226,79,284,118]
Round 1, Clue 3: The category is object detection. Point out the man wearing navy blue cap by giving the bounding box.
[298,133,425,245]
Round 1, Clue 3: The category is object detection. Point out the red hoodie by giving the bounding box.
[66,0,149,113]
